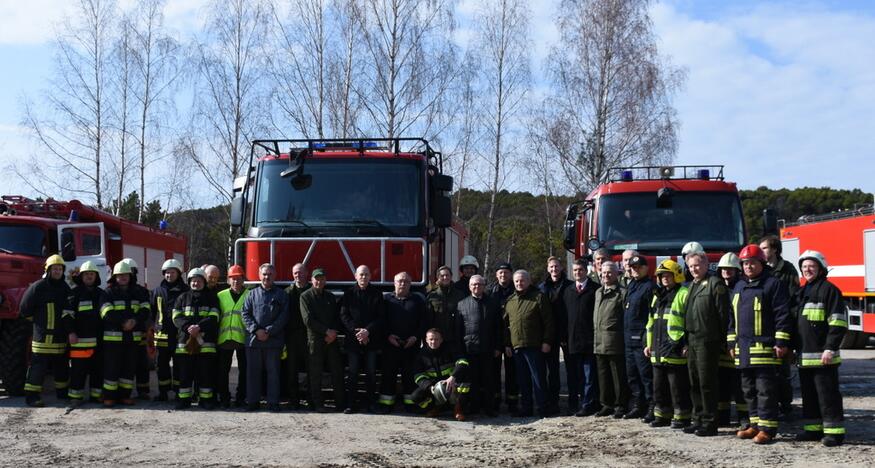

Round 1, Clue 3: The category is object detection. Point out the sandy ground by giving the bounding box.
[1,349,874,467]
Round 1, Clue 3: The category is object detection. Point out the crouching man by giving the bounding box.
[411,328,470,421]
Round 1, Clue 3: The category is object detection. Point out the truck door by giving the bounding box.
[57,222,108,287]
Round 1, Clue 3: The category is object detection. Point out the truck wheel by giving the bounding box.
[0,318,31,396]
[840,330,867,350]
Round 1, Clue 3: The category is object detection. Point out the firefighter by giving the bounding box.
[457,274,503,417]
[217,265,250,408]
[716,252,747,426]
[794,250,847,447]
[593,261,628,418]
[454,255,480,293]
[340,265,385,414]
[489,262,519,415]
[539,256,573,416]
[623,255,655,422]
[151,258,188,401]
[283,263,310,409]
[729,244,792,444]
[100,261,149,406]
[378,271,426,413]
[173,268,220,410]
[426,266,466,354]
[411,328,470,421]
[301,268,345,412]
[644,260,692,428]
[63,260,104,405]
[21,254,71,407]
[121,258,153,400]
[683,251,731,437]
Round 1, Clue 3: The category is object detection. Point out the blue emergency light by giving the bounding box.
[159,220,168,231]
[621,170,634,182]
[698,169,710,180]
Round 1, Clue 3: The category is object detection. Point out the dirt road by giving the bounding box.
[2,350,873,467]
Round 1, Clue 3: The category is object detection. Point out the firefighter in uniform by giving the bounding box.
[454,256,480,294]
[21,254,71,407]
[794,250,847,447]
[63,260,104,405]
[426,265,466,354]
[729,244,792,444]
[683,250,731,437]
[100,261,149,406]
[411,328,470,421]
[301,268,346,412]
[716,252,747,426]
[173,268,220,410]
[489,262,519,414]
[622,255,655,422]
[217,265,250,408]
[122,258,153,400]
[378,271,426,413]
[151,258,188,401]
[644,260,692,428]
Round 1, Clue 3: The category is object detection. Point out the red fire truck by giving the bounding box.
[563,165,747,272]
[0,196,187,394]
[780,206,875,348]
[229,138,466,290]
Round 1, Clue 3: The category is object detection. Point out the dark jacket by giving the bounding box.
[241,285,289,348]
[384,293,426,344]
[20,276,70,354]
[300,287,341,345]
[594,284,625,355]
[685,275,731,347]
[340,284,384,352]
[504,287,554,349]
[413,344,469,391]
[151,278,188,341]
[172,289,220,354]
[562,279,599,355]
[728,270,791,368]
[100,284,150,345]
[795,276,847,367]
[540,276,573,344]
[63,284,103,349]
[624,277,655,347]
[646,284,688,366]
[426,285,466,348]
[457,294,503,356]
[284,282,311,333]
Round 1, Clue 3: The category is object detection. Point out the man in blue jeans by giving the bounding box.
[503,270,554,418]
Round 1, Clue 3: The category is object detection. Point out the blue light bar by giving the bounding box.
[698,169,710,180]
[312,141,381,150]
[621,170,634,181]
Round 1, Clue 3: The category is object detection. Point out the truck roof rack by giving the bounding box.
[607,165,725,183]
[785,204,875,226]
[250,137,443,172]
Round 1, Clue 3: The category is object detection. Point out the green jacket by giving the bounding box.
[504,287,554,349]
[594,285,625,355]
[300,287,341,345]
[684,275,731,347]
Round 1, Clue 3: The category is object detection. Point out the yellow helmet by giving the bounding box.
[655,259,684,284]
[112,261,133,277]
[45,254,66,272]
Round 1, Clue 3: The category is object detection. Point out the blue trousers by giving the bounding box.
[514,347,547,413]
[625,344,653,410]
[568,353,600,411]
[246,346,281,406]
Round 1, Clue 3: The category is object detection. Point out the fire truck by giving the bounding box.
[0,196,187,395]
[780,205,875,348]
[229,138,466,291]
[563,165,747,272]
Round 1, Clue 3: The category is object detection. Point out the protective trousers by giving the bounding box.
[25,353,69,398]
[176,352,216,403]
[69,350,102,400]
[652,364,691,423]
[218,345,247,404]
[492,352,519,411]
[307,340,345,409]
[740,366,780,436]
[596,353,629,412]
[688,342,721,429]
[156,338,177,395]
[799,367,845,439]
[379,346,418,408]
[135,343,150,398]
[103,342,137,401]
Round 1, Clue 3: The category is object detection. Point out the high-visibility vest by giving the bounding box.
[217,288,250,345]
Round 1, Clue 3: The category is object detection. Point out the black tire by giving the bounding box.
[0,318,31,396]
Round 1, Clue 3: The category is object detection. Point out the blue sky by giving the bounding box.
[1,0,873,203]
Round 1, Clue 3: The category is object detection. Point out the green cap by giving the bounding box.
[311,268,326,277]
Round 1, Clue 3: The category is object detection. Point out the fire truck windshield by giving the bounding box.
[255,158,424,235]
[0,225,46,257]
[597,191,745,254]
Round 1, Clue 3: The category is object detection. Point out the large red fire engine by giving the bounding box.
[563,165,747,272]
[780,206,875,348]
[0,196,187,394]
[229,138,466,291]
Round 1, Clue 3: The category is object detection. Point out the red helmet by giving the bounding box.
[738,244,766,263]
[227,265,245,278]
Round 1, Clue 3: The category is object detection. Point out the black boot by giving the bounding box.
[796,430,823,442]
[25,393,45,408]
[718,409,731,426]
[56,389,71,401]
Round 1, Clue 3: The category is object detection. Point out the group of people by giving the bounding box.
[19,238,848,446]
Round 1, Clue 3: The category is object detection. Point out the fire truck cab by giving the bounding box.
[563,165,747,273]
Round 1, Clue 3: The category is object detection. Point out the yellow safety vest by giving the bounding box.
[217,288,250,345]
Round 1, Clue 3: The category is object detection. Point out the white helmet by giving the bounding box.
[430,380,458,406]
[717,252,741,271]
[121,258,139,269]
[187,267,207,282]
[162,258,183,274]
[681,241,705,256]
[459,255,480,270]
[798,250,828,273]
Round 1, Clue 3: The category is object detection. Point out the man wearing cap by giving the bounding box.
[539,256,573,416]
[301,268,345,412]
[562,258,601,416]
[151,258,189,401]
[340,265,384,413]
[216,265,250,408]
[172,268,221,410]
[623,254,655,422]
[283,262,310,408]
[427,265,466,354]
[489,262,519,414]
[241,263,289,411]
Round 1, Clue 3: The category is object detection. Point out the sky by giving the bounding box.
[0,0,873,206]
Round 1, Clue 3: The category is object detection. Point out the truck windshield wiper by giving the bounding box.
[0,247,13,254]
[258,219,312,229]
[324,219,399,236]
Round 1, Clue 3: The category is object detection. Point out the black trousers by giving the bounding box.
[740,366,780,436]
[492,351,519,409]
[466,353,496,413]
[218,345,247,403]
[103,342,137,401]
[176,352,216,402]
[69,350,102,400]
[625,344,653,411]
[544,343,575,411]
[379,346,418,407]
[346,349,378,409]
[688,342,721,429]
[778,356,795,410]
[596,353,629,411]
[799,366,844,438]
[718,365,747,422]
[25,352,69,396]
[308,341,345,408]
[156,338,177,393]
[134,343,151,397]
[652,364,691,422]
[282,329,307,403]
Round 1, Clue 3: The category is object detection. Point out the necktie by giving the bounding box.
[577,283,584,293]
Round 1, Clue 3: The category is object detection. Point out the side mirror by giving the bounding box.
[563,204,579,251]
[763,208,778,235]
[230,196,245,228]
[431,194,452,228]
[431,174,453,192]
